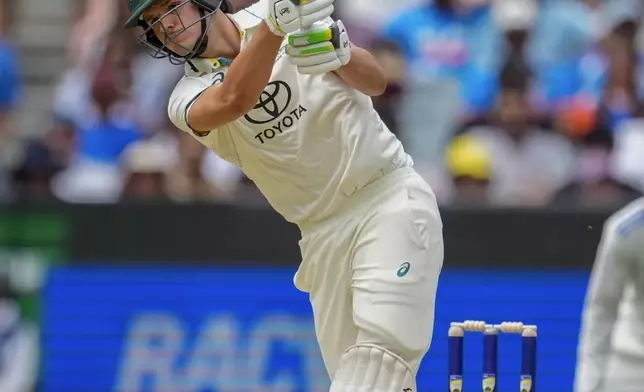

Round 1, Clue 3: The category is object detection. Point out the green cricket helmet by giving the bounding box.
[125,0,232,65]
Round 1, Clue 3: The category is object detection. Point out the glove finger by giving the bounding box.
[286,41,334,56]
[299,5,334,27]
[297,0,334,17]
[297,58,343,74]
[330,20,348,49]
[332,21,351,62]
[288,51,338,67]
[288,27,333,47]
[273,0,298,25]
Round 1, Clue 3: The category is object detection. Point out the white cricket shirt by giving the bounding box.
[575,197,644,392]
[168,3,411,225]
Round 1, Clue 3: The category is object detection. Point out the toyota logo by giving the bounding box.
[244,81,292,125]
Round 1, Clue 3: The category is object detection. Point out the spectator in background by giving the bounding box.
[455,65,575,206]
[164,133,231,203]
[494,0,536,76]
[464,0,540,119]
[201,150,246,202]
[336,0,427,47]
[382,0,500,84]
[66,0,121,68]
[0,0,20,202]
[54,0,124,128]
[367,39,407,137]
[552,11,643,136]
[531,0,642,67]
[120,138,176,202]
[10,117,76,201]
[10,108,77,200]
[381,0,502,165]
[0,0,19,136]
[443,134,492,205]
[51,38,142,203]
[44,118,77,172]
[595,20,641,133]
[530,0,602,68]
[11,143,63,201]
[553,125,640,207]
[57,0,183,136]
[610,108,644,193]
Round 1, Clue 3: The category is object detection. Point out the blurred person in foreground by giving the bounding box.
[0,278,38,392]
[575,196,644,392]
[123,1,444,392]
[456,64,575,206]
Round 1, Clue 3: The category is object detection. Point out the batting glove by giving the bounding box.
[285,19,351,75]
[265,0,335,37]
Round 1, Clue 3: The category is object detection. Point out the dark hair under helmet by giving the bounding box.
[125,0,232,65]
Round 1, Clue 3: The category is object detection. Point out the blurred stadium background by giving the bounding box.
[0,0,643,390]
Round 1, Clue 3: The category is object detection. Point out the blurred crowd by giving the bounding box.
[1,0,643,207]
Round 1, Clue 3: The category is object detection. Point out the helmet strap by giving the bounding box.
[186,60,199,73]
[189,6,210,59]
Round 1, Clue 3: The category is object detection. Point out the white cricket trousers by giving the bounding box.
[294,167,444,379]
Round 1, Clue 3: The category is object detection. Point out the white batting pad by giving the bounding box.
[330,344,417,392]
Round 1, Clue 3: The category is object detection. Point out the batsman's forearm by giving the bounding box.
[220,22,284,110]
[334,45,387,96]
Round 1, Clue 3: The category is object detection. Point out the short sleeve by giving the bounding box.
[167,74,220,134]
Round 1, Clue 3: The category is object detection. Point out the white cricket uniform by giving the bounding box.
[167,2,444,382]
[575,197,644,392]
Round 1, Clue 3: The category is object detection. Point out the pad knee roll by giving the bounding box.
[330,344,417,392]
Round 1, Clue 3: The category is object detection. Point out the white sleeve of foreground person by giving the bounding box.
[575,197,644,392]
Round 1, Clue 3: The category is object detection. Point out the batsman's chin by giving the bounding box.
[165,35,194,54]
[166,43,192,57]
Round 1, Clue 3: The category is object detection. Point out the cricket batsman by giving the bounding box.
[575,197,644,392]
[125,0,444,390]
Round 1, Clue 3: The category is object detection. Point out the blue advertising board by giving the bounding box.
[42,267,589,391]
